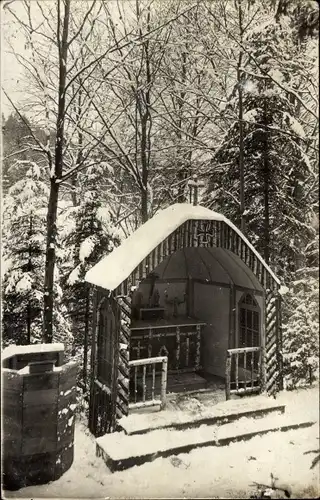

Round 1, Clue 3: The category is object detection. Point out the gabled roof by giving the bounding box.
[85,203,280,291]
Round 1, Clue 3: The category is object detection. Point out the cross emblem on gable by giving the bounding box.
[196,221,215,247]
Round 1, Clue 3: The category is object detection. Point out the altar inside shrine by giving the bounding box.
[130,316,206,373]
[130,265,207,376]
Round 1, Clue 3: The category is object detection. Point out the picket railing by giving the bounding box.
[128,356,168,410]
[225,347,261,400]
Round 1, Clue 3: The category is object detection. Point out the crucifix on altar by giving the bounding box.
[188,175,205,206]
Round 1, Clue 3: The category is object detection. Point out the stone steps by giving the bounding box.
[119,395,286,435]
[96,395,316,472]
[96,413,314,472]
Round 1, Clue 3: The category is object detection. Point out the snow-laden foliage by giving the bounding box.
[61,165,121,382]
[2,163,49,345]
[204,18,317,280]
[281,230,319,388]
[282,270,319,389]
[2,163,72,347]
[63,165,122,290]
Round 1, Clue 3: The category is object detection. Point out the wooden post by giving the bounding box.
[159,241,164,261]
[152,363,156,400]
[225,352,231,400]
[151,248,156,272]
[163,238,168,259]
[261,344,267,393]
[90,290,99,384]
[88,289,99,434]
[134,366,138,403]
[176,326,180,370]
[161,357,168,409]
[195,324,201,369]
[185,336,190,366]
[276,294,284,391]
[251,351,254,388]
[156,245,161,267]
[188,220,193,247]
[243,350,247,390]
[142,365,146,402]
[168,234,173,254]
[258,348,262,387]
[138,261,144,281]
[235,352,239,391]
[148,327,152,375]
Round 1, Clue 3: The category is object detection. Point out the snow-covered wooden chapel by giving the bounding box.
[85,203,283,437]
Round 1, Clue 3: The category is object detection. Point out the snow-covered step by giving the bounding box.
[97,413,315,472]
[119,395,286,436]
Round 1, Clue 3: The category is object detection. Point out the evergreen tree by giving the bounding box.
[62,165,121,386]
[282,239,319,388]
[2,163,48,345]
[2,162,73,348]
[204,18,315,279]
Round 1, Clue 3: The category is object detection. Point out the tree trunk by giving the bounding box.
[43,0,70,342]
[43,181,60,342]
[70,86,84,207]
[137,4,152,223]
[26,301,31,344]
[141,184,148,223]
[176,50,188,203]
[263,99,270,265]
[83,283,91,389]
[237,0,245,234]
[27,215,32,344]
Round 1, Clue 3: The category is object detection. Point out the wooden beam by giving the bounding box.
[160,357,168,409]
[227,347,260,354]
[129,356,167,367]
[176,326,181,370]
[276,295,283,390]
[129,399,162,410]
[142,366,146,402]
[235,353,239,391]
[225,353,231,400]
[151,364,156,400]
[229,386,260,395]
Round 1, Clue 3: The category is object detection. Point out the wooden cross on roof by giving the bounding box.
[188,175,205,206]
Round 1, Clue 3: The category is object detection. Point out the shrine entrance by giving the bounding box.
[86,203,282,436]
[127,245,264,406]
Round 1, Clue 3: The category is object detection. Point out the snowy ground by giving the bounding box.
[3,385,319,499]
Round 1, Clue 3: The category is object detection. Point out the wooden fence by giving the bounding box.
[129,356,168,410]
[225,347,262,400]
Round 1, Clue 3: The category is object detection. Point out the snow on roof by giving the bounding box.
[85,203,280,290]
[2,342,64,361]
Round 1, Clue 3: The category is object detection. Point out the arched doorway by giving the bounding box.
[239,293,260,348]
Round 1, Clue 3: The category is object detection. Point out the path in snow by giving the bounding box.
[3,386,319,499]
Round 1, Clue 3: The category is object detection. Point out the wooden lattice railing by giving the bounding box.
[128,356,168,410]
[225,347,262,400]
